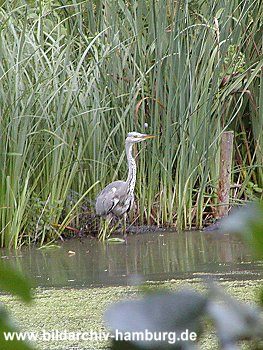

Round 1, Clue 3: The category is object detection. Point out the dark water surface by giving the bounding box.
[1,231,262,288]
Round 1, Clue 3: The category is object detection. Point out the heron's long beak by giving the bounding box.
[142,135,155,139]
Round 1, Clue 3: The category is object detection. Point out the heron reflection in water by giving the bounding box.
[95,132,155,237]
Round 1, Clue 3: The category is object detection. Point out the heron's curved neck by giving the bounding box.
[125,142,136,192]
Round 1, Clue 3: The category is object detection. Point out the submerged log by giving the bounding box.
[217,131,234,218]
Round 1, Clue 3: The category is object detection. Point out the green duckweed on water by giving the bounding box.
[1,278,262,350]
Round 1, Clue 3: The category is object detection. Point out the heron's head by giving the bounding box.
[126,132,155,144]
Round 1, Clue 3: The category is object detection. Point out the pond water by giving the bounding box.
[1,231,262,288]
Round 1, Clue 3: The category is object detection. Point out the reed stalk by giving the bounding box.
[0,0,262,246]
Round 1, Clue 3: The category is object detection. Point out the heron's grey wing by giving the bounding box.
[95,182,125,216]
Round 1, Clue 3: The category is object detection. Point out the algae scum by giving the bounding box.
[1,231,262,349]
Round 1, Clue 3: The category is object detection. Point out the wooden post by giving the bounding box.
[217,131,234,218]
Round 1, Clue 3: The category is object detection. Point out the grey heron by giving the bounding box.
[95,132,155,236]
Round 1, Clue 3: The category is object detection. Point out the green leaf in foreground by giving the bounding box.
[207,283,263,347]
[0,262,32,303]
[221,201,263,258]
[0,306,34,350]
[105,289,207,349]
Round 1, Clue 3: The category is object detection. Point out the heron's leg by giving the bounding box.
[98,214,113,240]
[123,212,127,235]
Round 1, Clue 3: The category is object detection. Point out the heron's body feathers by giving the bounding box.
[95,180,134,217]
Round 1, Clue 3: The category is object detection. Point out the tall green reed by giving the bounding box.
[0,0,262,246]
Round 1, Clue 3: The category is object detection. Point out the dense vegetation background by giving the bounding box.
[0,0,262,247]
